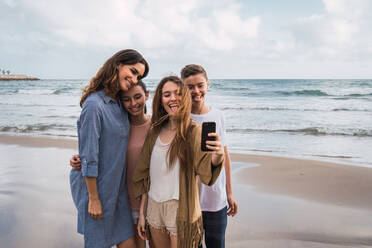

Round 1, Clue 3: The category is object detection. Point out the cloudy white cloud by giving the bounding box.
[290,0,372,59]
[22,0,260,52]
[1,0,371,78]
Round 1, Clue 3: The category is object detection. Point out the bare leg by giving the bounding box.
[150,225,170,248]
[148,236,155,248]
[117,237,136,248]
[170,234,177,248]
[133,224,146,248]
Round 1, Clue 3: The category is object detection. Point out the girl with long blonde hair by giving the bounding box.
[133,75,225,248]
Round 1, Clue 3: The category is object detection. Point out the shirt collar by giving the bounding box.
[98,90,116,104]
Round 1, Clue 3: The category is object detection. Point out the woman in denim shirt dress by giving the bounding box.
[70,49,149,248]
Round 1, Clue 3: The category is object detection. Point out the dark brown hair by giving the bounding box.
[119,80,149,115]
[80,49,149,107]
[151,75,192,169]
[180,64,208,80]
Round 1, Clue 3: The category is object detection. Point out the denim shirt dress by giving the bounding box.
[70,90,133,248]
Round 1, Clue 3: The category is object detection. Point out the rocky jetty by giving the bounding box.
[0,74,39,81]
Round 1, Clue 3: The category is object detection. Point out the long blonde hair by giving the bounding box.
[151,75,192,169]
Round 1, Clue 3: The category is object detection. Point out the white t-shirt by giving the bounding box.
[148,136,180,202]
[191,107,228,212]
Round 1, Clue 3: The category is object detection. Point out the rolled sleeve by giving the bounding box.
[79,100,102,178]
[197,154,224,186]
[82,159,99,177]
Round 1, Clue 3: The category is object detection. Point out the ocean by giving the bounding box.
[1,79,371,167]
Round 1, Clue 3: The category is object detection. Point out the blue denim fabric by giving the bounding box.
[199,206,227,248]
[70,90,134,248]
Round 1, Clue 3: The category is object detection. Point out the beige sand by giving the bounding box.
[230,153,372,210]
[0,135,77,149]
[1,135,372,247]
[227,153,372,247]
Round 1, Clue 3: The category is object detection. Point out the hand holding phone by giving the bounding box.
[201,122,216,152]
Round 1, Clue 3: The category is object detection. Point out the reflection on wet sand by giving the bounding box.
[0,144,83,247]
[1,142,372,248]
[227,184,372,247]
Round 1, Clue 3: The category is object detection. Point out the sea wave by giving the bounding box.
[42,133,78,138]
[226,89,372,98]
[17,89,56,95]
[42,115,78,119]
[276,91,372,98]
[0,103,78,107]
[0,89,19,95]
[214,87,251,91]
[275,89,329,96]
[15,87,77,95]
[220,106,371,112]
[311,154,355,159]
[0,124,74,133]
[226,127,372,137]
[332,108,370,112]
[333,96,372,101]
[355,82,372,87]
[52,87,75,95]
[345,93,372,97]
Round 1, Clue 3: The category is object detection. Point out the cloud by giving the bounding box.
[19,0,260,53]
[1,0,372,78]
[194,6,260,51]
[323,0,369,18]
[290,0,372,60]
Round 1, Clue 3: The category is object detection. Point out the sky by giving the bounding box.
[1,0,372,79]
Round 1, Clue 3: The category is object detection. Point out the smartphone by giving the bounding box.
[201,122,216,152]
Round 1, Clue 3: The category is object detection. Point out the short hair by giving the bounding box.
[180,64,208,81]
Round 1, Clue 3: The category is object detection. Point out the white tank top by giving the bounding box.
[148,136,180,202]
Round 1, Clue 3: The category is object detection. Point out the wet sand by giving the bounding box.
[0,135,372,247]
[0,141,82,247]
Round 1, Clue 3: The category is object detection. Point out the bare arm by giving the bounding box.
[137,194,148,240]
[224,146,238,216]
[85,177,103,220]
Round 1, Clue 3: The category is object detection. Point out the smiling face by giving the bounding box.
[117,62,146,91]
[120,85,149,117]
[161,81,182,116]
[183,73,209,107]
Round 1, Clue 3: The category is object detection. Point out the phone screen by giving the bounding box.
[201,122,216,152]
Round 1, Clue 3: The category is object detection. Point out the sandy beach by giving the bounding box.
[0,135,371,248]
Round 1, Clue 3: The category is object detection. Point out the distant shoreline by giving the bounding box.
[0,74,39,80]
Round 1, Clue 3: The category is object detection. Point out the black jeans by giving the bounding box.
[199,206,227,248]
